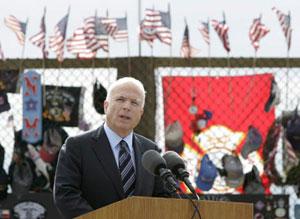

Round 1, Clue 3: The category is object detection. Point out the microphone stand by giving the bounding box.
[158,168,182,199]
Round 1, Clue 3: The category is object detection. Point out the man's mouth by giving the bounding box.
[119,115,131,120]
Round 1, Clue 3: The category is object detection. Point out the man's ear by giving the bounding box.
[104,100,108,113]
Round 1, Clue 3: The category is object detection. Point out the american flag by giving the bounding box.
[199,20,210,45]
[101,17,118,37]
[113,18,128,41]
[67,26,97,59]
[94,17,109,52]
[272,7,292,50]
[211,14,230,52]
[249,16,270,51]
[0,42,5,61]
[180,24,199,58]
[156,10,172,45]
[29,8,48,58]
[49,13,69,62]
[140,8,172,46]
[102,17,128,42]
[4,15,27,46]
[67,15,109,59]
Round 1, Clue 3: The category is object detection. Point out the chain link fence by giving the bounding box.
[0,57,300,218]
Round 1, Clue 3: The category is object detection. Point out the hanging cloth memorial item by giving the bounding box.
[43,85,84,126]
[0,69,19,93]
[0,91,10,113]
[22,71,42,144]
[93,80,107,115]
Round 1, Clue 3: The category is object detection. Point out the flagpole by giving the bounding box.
[244,49,257,106]
[227,50,234,111]
[125,12,131,76]
[92,10,97,81]
[285,48,290,110]
[42,7,47,107]
[92,10,98,80]
[138,0,142,56]
[106,10,111,75]
[57,6,70,92]
[17,17,29,92]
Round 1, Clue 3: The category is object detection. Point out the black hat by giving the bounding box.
[93,81,107,114]
[40,126,68,163]
[165,121,184,153]
[0,145,8,200]
[286,106,300,152]
[243,165,265,194]
[264,79,280,112]
[241,126,262,159]
[0,91,10,113]
[222,154,245,188]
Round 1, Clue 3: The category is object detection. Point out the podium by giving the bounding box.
[76,196,253,219]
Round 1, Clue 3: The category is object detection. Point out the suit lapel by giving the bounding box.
[91,126,124,198]
[132,134,147,195]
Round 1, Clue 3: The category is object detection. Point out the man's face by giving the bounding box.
[104,83,144,137]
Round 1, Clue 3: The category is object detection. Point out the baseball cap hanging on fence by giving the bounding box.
[222,154,245,188]
[243,165,265,194]
[165,121,184,154]
[0,91,10,113]
[196,154,217,191]
[0,145,8,200]
[264,79,280,112]
[241,126,263,159]
[286,106,300,152]
[93,80,107,115]
[11,160,33,198]
[40,126,68,163]
[190,110,213,133]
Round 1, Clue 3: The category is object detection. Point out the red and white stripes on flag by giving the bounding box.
[67,27,97,59]
[102,17,128,42]
[49,13,69,62]
[67,16,109,59]
[199,20,210,45]
[272,7,292,51]
[29,8,48,58]
[4,15,27,46]
[249,16,270,51]
[0,42,5,61]
[211,17,230,52]
[140,8,172,46]
[180,24,199,58]
[92,16,109,52]
[101,17,118,37]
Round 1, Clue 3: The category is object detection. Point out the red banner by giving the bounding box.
[162,73,275,194]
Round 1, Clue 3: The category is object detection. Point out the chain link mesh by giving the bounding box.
[0,57,300,218]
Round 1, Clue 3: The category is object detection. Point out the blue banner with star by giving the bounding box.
[22,70,42,143]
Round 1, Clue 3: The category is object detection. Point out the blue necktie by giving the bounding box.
[118,140,135,197]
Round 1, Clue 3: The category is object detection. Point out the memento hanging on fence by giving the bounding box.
[22,71,42,144]
[0,91,10,113]
[43,85,84,126]
[93,80,107,115]
[0,69,19,93]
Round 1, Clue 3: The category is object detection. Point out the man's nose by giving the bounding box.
[122,100,131,109]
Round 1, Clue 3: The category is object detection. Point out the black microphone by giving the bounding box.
[141,150,180,194]
[163,151,199,199]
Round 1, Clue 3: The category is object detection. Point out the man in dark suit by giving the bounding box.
[54,77,168,218]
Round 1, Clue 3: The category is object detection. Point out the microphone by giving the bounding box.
[141,150,180,194]
[163,151,199,199]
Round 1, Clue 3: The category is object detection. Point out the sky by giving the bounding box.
[0,0,299,59]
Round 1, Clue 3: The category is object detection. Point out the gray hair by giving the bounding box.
[106,77,146,107]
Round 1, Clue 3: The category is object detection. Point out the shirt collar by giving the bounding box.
[104,122,133,150]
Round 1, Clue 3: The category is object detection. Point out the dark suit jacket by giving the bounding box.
[54,125,167,218]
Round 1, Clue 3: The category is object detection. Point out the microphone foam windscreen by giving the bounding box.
[141,150,166,176]
[163,151,186,171]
